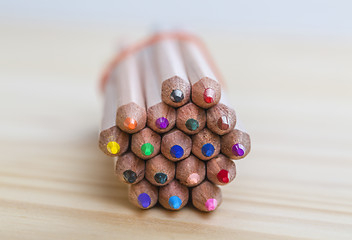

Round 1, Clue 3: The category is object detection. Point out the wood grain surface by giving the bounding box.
[0,23,352,239]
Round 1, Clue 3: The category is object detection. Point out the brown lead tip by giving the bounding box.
[192,128,220,161]
[145,154,175,186]
[207,103,236,135]
[99,126,129,157]
[220,129,251,160]
[161,129,192,161]
[176,155,205,187]
[131,127,161,160]
[159,180,189,211]
[191,180,222,212]
[128,179,158,209]
[114,152,145,184]
[176,102,206,135]
[207,154,236,185]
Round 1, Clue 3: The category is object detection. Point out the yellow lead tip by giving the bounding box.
[107,141,120,154]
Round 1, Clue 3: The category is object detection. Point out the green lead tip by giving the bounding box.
[141,143,154,156]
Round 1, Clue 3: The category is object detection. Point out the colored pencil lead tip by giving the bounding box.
[203,88,215,104]
[106,141,120,154]
[170,145,184,158]
[185,119,199,131]
[124,117,137,130]
[137,193,151,208]
[170,89,184,103]
[123,170,137,183]
[201,143,215,157]
[168,196,182,209]
[205,198,218,211]
[141,143,154,156]
[232,143,245,156]
[187,173,200,185]
[155,117,169,129]
[154,172,167,184]
[217,169,229,183]
[217,116,229,130]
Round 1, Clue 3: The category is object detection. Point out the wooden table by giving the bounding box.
[1,23,351,239]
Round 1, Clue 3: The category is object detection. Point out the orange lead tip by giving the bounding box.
[124,117,137,130]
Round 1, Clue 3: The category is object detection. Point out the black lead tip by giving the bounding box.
[170,89,184,103]
[154,172,167,184]
[123,170,137,183]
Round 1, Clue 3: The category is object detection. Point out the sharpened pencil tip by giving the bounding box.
[156,117,169,129]
[217,116,230,130]
[124,117,137,130]
[232,143,245,157]
[205,198,217,211]
[217,169,229,183]
[168,196,182,209]
[185,119,199,131]
[170,89,184,103]
[137,193,151,208]
[106,141,120,154]
[187,173,200,185]
[203,88,215,103]
[154,172,167,184]
[123,170,137,183]
[201,143,215,157]
[141,143,154,156]
[170,145,184,158]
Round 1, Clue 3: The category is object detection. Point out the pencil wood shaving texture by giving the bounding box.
[220,128,251,160]
[99,73,129,156]
[191,128,221,161]
[131,127,161,160]
[128,179,158,209]
[206,154,236,185]
[141,48,176,133]
[145,154,175,186]
[158,179,189,211]
[114,54,146,134]
[176,155,205,187]
[191,180,222,212]
[180,39,221,109]
[161,129,192,161]
[153,39,191,107]
[176,103,206,135]
[114,152,145,184]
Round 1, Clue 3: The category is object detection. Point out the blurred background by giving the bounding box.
[1,0,352,239]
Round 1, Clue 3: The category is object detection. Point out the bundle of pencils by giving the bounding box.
[98,32,251,212]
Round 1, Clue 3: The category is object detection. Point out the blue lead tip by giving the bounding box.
[168,195,182,209]
[137,193,151,208]
[201,143,215,157]
[170,145,184,158]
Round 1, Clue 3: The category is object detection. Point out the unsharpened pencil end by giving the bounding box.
[217,116,230,130]
[203,88,215,104]
[201,143,215,157]
[217,169,229,183]
[168,196,182,209]
[123,170,137,183]
[232,143,245,157]
[170,89,184,103]
[205,198,218,211]
[187,173,200,185]
[106,141,120,154]
[155,117,169,129]
[154,172,167,184]
[185,118,199,131]
[124,117,137,130]
[170,145,184,159]
[137,193,151,208]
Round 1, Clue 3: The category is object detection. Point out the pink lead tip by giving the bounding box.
[205,198,218,211]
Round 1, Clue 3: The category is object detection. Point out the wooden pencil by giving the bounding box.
[154,39,191,107]
[131,127,161,160]
[114,152,145,184]
[114,53,147,134]
[191,128,221,161]
[191,180,222,212]
[176,155,205,187]
[207,93,236,135]
[176,102,206,135]
[99,74,129,157]
[158,179,189,211]
[180,40,221,109]
[220,122,251,160]
[206,154,236,185]
[128,179,158,209]
[161,129,192,161]
[141,48,176,133]
[145,154,175,186]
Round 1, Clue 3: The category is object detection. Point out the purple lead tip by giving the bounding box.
[232,143,245,156]
[156,117,169,129]
[137,193,151,208]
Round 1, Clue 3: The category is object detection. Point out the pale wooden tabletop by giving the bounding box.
[1,23,352,239]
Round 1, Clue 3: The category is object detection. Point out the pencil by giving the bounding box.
[176,102,206,135]
[128,179,158,209]
[191,180,222,212]
[141,48,176,133]
[161,129,192,161]
[154,39,191,107]
[220,123,251,160]
[206,154,236,185]
[176,155,205,187]
[191,128,221,161]
[99,75,129,157]
[180,40,221,109]
[159,179,189,211]
[145,154,175,186]
[114,53,147,134]
[206,93,236,135]
[131,127,161,160]
[114,152,145,184]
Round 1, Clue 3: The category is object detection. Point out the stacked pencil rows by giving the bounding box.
[99,33,251,212]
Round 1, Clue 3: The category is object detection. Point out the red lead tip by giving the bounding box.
[203,88,215,103]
